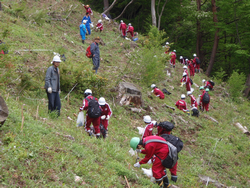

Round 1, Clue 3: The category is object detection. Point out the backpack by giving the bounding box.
[86,45,93,58]
[158,121,174,131]
[190,78,193,85]
[145,139,178,169]
[161,134,183,153]
[202,92,210,104]
[209,80,215,86]
[162,88,171,95]
[86,97,102,118]
[100,123,107,138]
[191,108,199,117]
[195,57,201,64]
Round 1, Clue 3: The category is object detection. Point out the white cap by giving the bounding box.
[84,89,92,95]
[120,20,123,23]
[183,72,187,76]
[83,20,87,24]
[193,53,197,57]
[202,79,206,83]
[128,23,131,26]
[187,91,192,95]
[98,19,102,23]
[51,55,61,64]
[143,115,151,123]
[181,94,186,99]
[151,121,157,126]
[173,50,176,52]
[180,56,183,59]
[183,65,187,69]
[166,42,169,45]
[98,97,106,105]
[151,84,156,88]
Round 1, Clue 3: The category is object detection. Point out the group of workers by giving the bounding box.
[119,20,135,39]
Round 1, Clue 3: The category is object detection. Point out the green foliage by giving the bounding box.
[213,67,227,84]
[146,26,167,49]
[227,70,246,101]
[33,10,47,26]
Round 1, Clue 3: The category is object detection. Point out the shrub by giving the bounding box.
[227,70,246,101]
[213,67,227,84]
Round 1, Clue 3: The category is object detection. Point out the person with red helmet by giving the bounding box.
[119,20,127,38]
[83,4,93,16]
[151,84,165,99]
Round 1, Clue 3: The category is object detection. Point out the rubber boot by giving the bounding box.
[156,180,164,187]
[163,176,171,188]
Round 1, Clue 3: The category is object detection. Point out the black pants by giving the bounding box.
[47,92,61,116]
[82,40,85,44]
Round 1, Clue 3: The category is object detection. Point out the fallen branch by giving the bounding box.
[203,114,219,124]
[124,176,130,188]
[234,122,250,135]
[178,116,188,124]
[162,104,175,111]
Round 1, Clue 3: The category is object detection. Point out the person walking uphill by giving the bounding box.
[44,56,62,116]
[99,97,112,138]
[180,72,192,92]
[79,89,102,138]
[82,12,92,35]
[130,136,178,188]
[199,88,210,112]
[79,20,87,44]
[151,84,165,99]
[91,37,101,74]
[119,20,127,38]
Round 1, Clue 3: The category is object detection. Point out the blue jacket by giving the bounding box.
[79,24,86,39]
[82,16,92,27]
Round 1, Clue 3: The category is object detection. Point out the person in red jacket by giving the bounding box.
[96,19,103,32]
[79,89,101,138]
[180,72,192,91]
[188,59,195,76]
[119,20,127,38]
[141,116,154,139]
[130,136,178,187]
[169,50,176,68]
[175,94,188,112]
[98,97,112,137]
[187,91,198,107]
[126,23,134,38]
[180,56,185,64]
[152,121,171,136]
[83,4,93,16]
[203,79,214,90]
[183,65,189,77]
[151,84,165,99]
[164,42,170,54]
[193,54,200,73]
[199,88,210,112]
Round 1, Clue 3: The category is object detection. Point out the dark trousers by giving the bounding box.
[47,92,61,116]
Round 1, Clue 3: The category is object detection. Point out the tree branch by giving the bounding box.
[114,0,135,20]
[101,0,117,15]
[157,0,161,17]
[157,0,168,30]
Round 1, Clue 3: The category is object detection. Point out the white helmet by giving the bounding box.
[143,115,151,123]
[151,84,156,89]
[202,79,206,83]
[193,53,197,57]
[98,97,106,105]
[51,55,61,64]
[183,72,187,76]
[82,20,87,24]
[187,91,192,96]
[181,94,186,99]
[173,50,176,52]
[98,19,102,23]
[120,20,123,23]
[180,56,183,59]
[84,89,92,97]
[151,121,157,126]
[183,65,187,69]
[166,42,169,45]
[128,23,131,26]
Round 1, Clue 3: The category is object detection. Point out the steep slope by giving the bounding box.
[0,0,250,188]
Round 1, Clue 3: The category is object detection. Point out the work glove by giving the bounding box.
[135,149,141,153]
[101,115,106,120]
[147,159,152,164]
[171,175,178,182]
[106,115,110,120]
[134,162,140,168]
[48,87,52,93]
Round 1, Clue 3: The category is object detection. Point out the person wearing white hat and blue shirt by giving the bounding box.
[44,55,61,116]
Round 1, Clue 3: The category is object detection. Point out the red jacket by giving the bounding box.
[79,95,98,111]
[84,6,93,14]
[100,103,112,116]
[205,81,213,89]
[119,23,127,30]
[127,26,134,32]
[140,136,169,164]
[200,91,210,104]
[184,69,189,77]
[170,52,176,59]
[190,94,198,107]
[180,76,191,85]
[156,126,171,136]
[96,23,103,30]
[142,122,154,139]
[175,100,187,111]
[153,88,165,99]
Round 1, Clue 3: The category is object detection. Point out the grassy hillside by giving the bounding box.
[0,0,250,187]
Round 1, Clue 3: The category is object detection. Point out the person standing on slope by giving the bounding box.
[170,50,176,68]
[151,84,165,99]
[79,20,87,44]
[183,65,189,77]
[188,59,195,77]
[90,37,101,74]
[180,72,192,92]
[141,116,154,139]
[99,97,112,138]
[83,4,93,18]
[199,88,210,112]
[193,54,201,73]
[126,23,134,38]
[119,20,127,38]
[180,56,185,64]
[82,12,92,35]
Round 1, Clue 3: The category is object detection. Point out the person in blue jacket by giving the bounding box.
[79,20,87,44]
[82,12,92,35]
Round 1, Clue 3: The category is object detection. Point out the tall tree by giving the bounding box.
[103,0,110,15]
[157,0,168,30]
[151,0,157,26]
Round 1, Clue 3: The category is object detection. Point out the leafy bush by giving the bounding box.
[227,70,246,101]
[213,67,227,84]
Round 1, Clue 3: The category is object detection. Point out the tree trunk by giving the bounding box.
[157,0,168,30]
[113,0,135,20]
[196,0,201,58]
[206,0,219,76]
[243,61,250,97]
[103,0,110,15]
[0,2,2,11]
[102,0,117,16]
[151,0,157,27]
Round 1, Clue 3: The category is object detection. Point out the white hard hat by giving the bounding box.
[202,79,206,83]
[83,20,87,24]
[180,56,183,59]
[151,121,157,126]
[187,91,192,96]
[51,55,61,64]
[120,20,123,23]
[183,65,187,69]
[166,42,169,45]
[181,94,186,99]
[151,84,156,88]
[173,50,176,52]
[98,97,106,105]
[183,72,187,76]
[143,115,151,123]
[84,89,92,95]
[128,23,131,26]
[193,53,197,57]
[98,19,102,23]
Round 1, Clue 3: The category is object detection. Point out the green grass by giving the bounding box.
[0,0,250,187]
